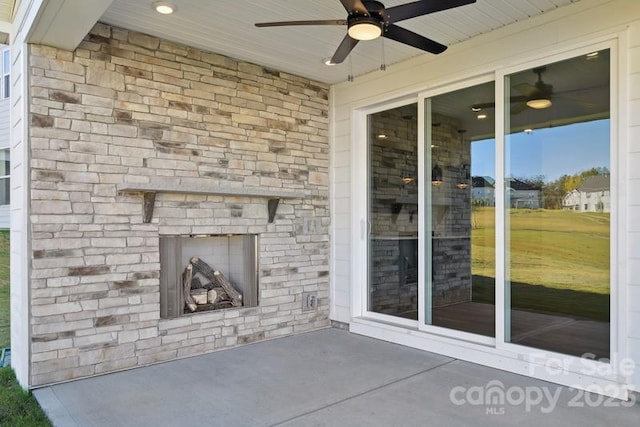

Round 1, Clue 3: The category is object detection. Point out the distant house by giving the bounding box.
[472,176,495,206]
[506,178,541,209]
[562,175,610,212]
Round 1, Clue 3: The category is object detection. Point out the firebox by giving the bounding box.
[159,235,258,318]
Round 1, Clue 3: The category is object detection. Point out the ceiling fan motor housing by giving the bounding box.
[359,0,386,18]
[348,0,386,39]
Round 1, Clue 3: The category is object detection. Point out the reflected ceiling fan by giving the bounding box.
[255,0,477,64]
[512,66,554,112]
[472,67,559,113]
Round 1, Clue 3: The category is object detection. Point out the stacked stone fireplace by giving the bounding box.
[27,23,330,386]
[159,234,258,317]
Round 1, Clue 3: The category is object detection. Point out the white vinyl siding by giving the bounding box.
[11,0,48,389]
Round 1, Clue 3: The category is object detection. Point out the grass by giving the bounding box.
[0,231,52,427]
[0,368,51,426]
[0,230,9,349]
[471,207,610,321]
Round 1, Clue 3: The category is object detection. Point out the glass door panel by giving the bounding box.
[368,104,419,320]
[505,50,611,358]
[426,81,496,337]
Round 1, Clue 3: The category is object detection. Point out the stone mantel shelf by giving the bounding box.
[118,183,303,224]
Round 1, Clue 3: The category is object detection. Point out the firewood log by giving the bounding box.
[212,270,243,307]
[207,289,218,304]
[191,288,207,305]
[190,257,216,280]
[190,257,243,307]
[182,264,197,312]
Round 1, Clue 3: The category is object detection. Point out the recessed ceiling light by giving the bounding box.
[377,134,387,139]
[471,106,482,112]
[153,2,175,14]
[477,113,487,120]
[322,57,336,66]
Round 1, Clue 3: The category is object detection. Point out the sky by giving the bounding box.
[471,119,610,183]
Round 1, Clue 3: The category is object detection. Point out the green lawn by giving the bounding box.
[0,230,9,349]
[0,232,52,426]
[471,207,610,321]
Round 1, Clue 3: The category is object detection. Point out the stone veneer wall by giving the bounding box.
[28,23,330,386]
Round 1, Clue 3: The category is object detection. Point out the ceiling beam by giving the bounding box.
[27,0,113,50]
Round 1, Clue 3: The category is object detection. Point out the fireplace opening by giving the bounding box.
[159,234,258,318]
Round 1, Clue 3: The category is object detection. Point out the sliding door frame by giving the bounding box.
[349,33,627,398]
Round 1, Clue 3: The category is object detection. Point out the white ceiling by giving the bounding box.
[100,0,582,84]
[0,0,14,43]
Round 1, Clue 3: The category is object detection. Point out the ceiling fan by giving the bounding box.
[472,67,555,113]
[255,0,477,64]
[512,66,554,111]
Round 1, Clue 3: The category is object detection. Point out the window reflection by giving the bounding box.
[429,81,496,337]
[505,50,610,359]
[368,104,419,319]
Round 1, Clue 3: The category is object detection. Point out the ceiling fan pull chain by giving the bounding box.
[348,56,354,82]
[380,37,386,71]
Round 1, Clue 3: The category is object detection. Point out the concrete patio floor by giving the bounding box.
[34,328,638,427]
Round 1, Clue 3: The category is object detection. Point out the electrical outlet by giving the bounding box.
[302,291,317,311]
[303,217,322,235]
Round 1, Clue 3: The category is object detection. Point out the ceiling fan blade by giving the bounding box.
[472,102,496,110]
[255,19,346,28]
[513,82,537,97]
[331,35,359,64]
[508,95,528,104]
[471,96,530,111]
[553,95,598,108]
[340,0,370,15]
[383,24,446,54]
[386,0,476,24]
[511,103,527,115]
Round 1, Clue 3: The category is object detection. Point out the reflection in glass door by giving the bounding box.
[505,50,611,358]
[368,104,419,320]
[364,49,611,360]
[426,81,496,337]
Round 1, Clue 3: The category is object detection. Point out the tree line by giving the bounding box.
[517,167,610,209]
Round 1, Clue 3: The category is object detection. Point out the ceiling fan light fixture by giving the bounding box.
[153,2,175,14]
[348,17,383,41]
[401,176,416,185]
[526,98,552,109]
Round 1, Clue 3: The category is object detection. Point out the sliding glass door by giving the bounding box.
[504,50,611,358]
[425,81,496,337]
[363,47,611,361]
[368,104,419,320]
